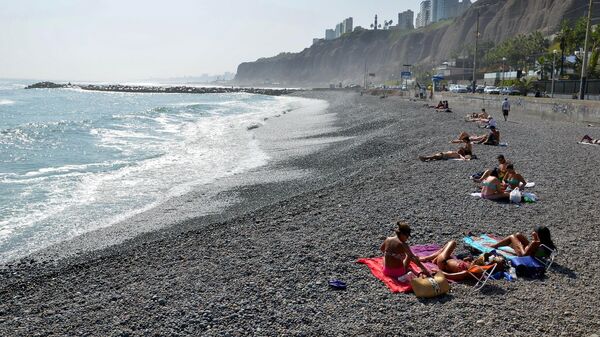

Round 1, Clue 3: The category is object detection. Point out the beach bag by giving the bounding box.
[411,272,450,298]
[511,256,545,278]
[510,188,522,203]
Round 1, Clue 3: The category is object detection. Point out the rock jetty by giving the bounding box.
[25,82,294,96]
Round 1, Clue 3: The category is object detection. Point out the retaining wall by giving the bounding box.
[436,93,600,123]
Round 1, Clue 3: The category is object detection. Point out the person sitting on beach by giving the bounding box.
[380,222,432,279]
[581,135,600,145]
[478,116,497,129]
[419,137,474,161]
[451,127,500,145]
[502,164,527,191]
[481,169,510,200]
[419,240,505,281]
[436,101,452,113]
[490,226,556,258]
[473,155,510,183]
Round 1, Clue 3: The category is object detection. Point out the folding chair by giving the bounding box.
[535,244,558,270]
[468,263,497,292]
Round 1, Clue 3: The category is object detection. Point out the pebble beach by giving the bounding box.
[1,91,600,336]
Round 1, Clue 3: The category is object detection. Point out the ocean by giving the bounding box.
[0,80,324,263]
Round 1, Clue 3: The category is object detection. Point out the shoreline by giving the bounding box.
[1,91,600,336]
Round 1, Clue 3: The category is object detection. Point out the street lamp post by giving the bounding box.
[551,50,557,98]
[502,57,507,84]
[580,0,593,99]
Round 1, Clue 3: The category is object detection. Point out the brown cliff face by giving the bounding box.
[235,0,597,87]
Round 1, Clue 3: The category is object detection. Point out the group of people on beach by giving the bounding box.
[418,108,503,162]
[380,222,555,282]
[379,99,553,286]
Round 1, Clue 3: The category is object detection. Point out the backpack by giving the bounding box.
[510,256,545,279]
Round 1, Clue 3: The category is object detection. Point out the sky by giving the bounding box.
[0,0,434,81]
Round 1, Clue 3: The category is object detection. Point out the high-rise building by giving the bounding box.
[431,0,470,23]
[397,10,414,30]
[325,29,336,40]
[335,23,343,38]
[343,17,353,34]
[417,1,431,28]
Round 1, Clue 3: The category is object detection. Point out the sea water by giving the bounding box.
[0,80,318,263]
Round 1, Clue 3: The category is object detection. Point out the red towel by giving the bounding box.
[357,257,440,293]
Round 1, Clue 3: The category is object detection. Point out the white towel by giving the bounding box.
[578,141,600,146]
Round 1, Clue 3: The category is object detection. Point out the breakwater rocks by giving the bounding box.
[25,82,294,96]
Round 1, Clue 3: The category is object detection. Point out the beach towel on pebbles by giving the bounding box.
[463,234,519,259]
[357,244,442,293]
[470,190,537,203]
[578,142,600,146]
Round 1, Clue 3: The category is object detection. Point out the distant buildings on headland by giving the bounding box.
[417,0,472,28]
[325,17,354,41]
[312,0,472,45]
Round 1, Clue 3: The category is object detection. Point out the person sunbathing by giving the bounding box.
[451,127,500,145]
[473,155,510,182]
[427,101,444,109]
[581,135,600,144]
[380,222,432,279]
[419,240,505,281]
[465,109,489,121]
[502,164,527,191]
[419,138,474,161]
[490,226,556,258]
[481,169,510,200]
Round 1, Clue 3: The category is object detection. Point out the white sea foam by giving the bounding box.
[0,93,330,263]
[0,99,15,105]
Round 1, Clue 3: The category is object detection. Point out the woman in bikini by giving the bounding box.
[380,222,432,279]
[502,164,527,191]
[419,240,505,281]
[419,138,474,161]
[490,226,556,258]
[581,135,600,144]
[481,169,510,200]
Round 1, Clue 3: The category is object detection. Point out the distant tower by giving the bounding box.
[374,15,378,30]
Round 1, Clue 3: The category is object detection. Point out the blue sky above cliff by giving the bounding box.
[0,0,452,81]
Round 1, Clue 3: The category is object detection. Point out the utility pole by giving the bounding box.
[472,10,480,93]
[579,0,593,100]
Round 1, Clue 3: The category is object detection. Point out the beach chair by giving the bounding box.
[467,263,498,291]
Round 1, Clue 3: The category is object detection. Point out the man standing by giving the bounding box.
[502,97,511,121]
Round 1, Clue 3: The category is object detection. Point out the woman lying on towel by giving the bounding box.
[481,169,510,200]
[502,164,527,191]
[419,240,505,281]
[581,135,600,144]
[464,109,489,122]
[419,138,475,161]
[451,127,500,145]
[380,222,432,279]
[490,226,556,258]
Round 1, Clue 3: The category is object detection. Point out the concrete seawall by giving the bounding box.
[436,93,600,123]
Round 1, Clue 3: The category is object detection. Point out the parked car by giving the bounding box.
[475,85,485,93]
[450,84,468,93]
[484,86,500,94]
[500,86,522,95]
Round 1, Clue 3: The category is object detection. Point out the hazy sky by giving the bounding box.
[1,0,433,81]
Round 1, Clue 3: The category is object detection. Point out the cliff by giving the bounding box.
[235,0,598,87]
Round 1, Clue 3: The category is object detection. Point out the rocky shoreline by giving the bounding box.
[25,81,295,96]
[1,91,599,336]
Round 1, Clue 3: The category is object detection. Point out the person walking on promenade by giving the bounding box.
[502,98,511,121]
